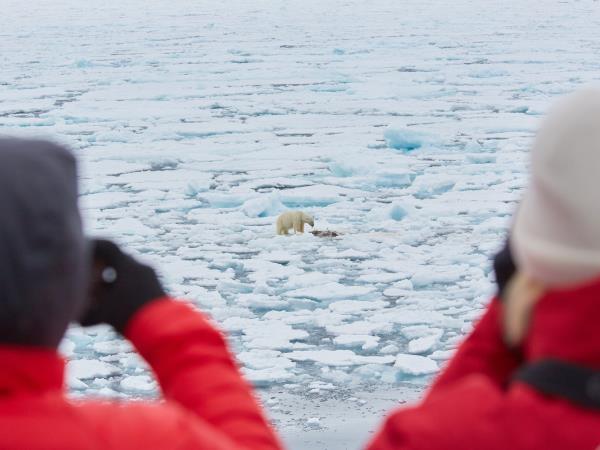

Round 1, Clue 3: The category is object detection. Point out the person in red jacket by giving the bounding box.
[0,138,283,450]
[368,88,600,450]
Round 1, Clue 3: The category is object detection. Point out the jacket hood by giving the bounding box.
[0,138,87,348]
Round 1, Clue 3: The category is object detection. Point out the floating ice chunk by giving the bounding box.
[384,127,436,151]
[80,191,133,210]
[184,180,211,198]
[241,193,284,218]
[467,154,496,164]
[375,171,414,188]
[225,318,310,350]
[383,286,408,298]
[358,272,408,283]
[237,293,288,309]
[260,250,301,265]
[65,327,98,349]
[68,377,88,390]
[120,375,156,393]
[380,344,400,355]
[94,130,130,143]
[396,279,414,290]
[509,105,530,113]
[67,359,120,380]
[306,417,321,428]
[402,325,441,340]
[286,283,375,300]
[119,353,146,370]
[464,140,484,152]
[237,350,295,370]
[308,381,336,391]
[407,330,443,354]
[108,217,156,237]
[246,333,309,350]
[75,59,94,68]
[217,279,253,294]
[280,185,357,207]
[91,378,110,388]
[200,193,246,209]
[412,179,455,199]
[430,349,455,361]
[266,397,279,406]
[333,334,380,350]
[368,203,413,223]
[243,367,294,387]
[354,363,400,383]
[95,387,124,398]
[411,268,463,288]
[59,338,76,357]
[394,354,438,375]
[389,203,408,221]
[326,320,393,336]
[93,340,133,355]
[285,272,341,289]
[184,286,226,309]
[328,161,365,177]
[319,367,353,384]
[329,300,387,314]
[318,248,370,260]
[467,68,509,78]
[238,351,295,386]
[243,259,303,283]
[476,216,511,233]
[287,350,394,366]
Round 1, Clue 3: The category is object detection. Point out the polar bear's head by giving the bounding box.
[302,213,314,227]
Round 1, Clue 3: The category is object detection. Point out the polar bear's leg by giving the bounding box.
[276,216,289,235]
[299,222,305,233]
[293,216,302,234]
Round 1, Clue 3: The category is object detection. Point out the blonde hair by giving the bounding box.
[502,272,546,347]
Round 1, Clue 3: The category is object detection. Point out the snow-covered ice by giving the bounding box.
[120,375,157,394]
[67,359,120,380]
[3,0,600,447]
[394,354,439,376]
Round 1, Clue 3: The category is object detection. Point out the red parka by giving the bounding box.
[0,298,283,450]
[368,278,600,450]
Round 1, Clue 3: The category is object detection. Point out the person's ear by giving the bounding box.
[501,272,545,348]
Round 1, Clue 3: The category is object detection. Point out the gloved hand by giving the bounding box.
[80,239,166,333]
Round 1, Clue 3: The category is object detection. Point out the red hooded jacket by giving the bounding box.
[0,298,283,450]
[368,279,600,450]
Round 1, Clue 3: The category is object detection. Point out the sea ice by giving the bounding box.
[120,375,156,394]
[394,354,439,376]
[67,359,120,380]
[384,128,437,151]
[287,350,395,367]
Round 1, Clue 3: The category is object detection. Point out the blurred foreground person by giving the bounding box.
[368,88,600,449]
[0,138,283,449]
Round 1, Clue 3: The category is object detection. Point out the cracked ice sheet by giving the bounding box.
[3,0,600,446]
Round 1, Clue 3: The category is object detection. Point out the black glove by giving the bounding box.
[493,238,516,300]
[79,239,166,333]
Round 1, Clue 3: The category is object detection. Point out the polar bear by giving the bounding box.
[276,211,314,235]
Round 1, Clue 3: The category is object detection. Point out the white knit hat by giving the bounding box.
[511,87,600,287]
